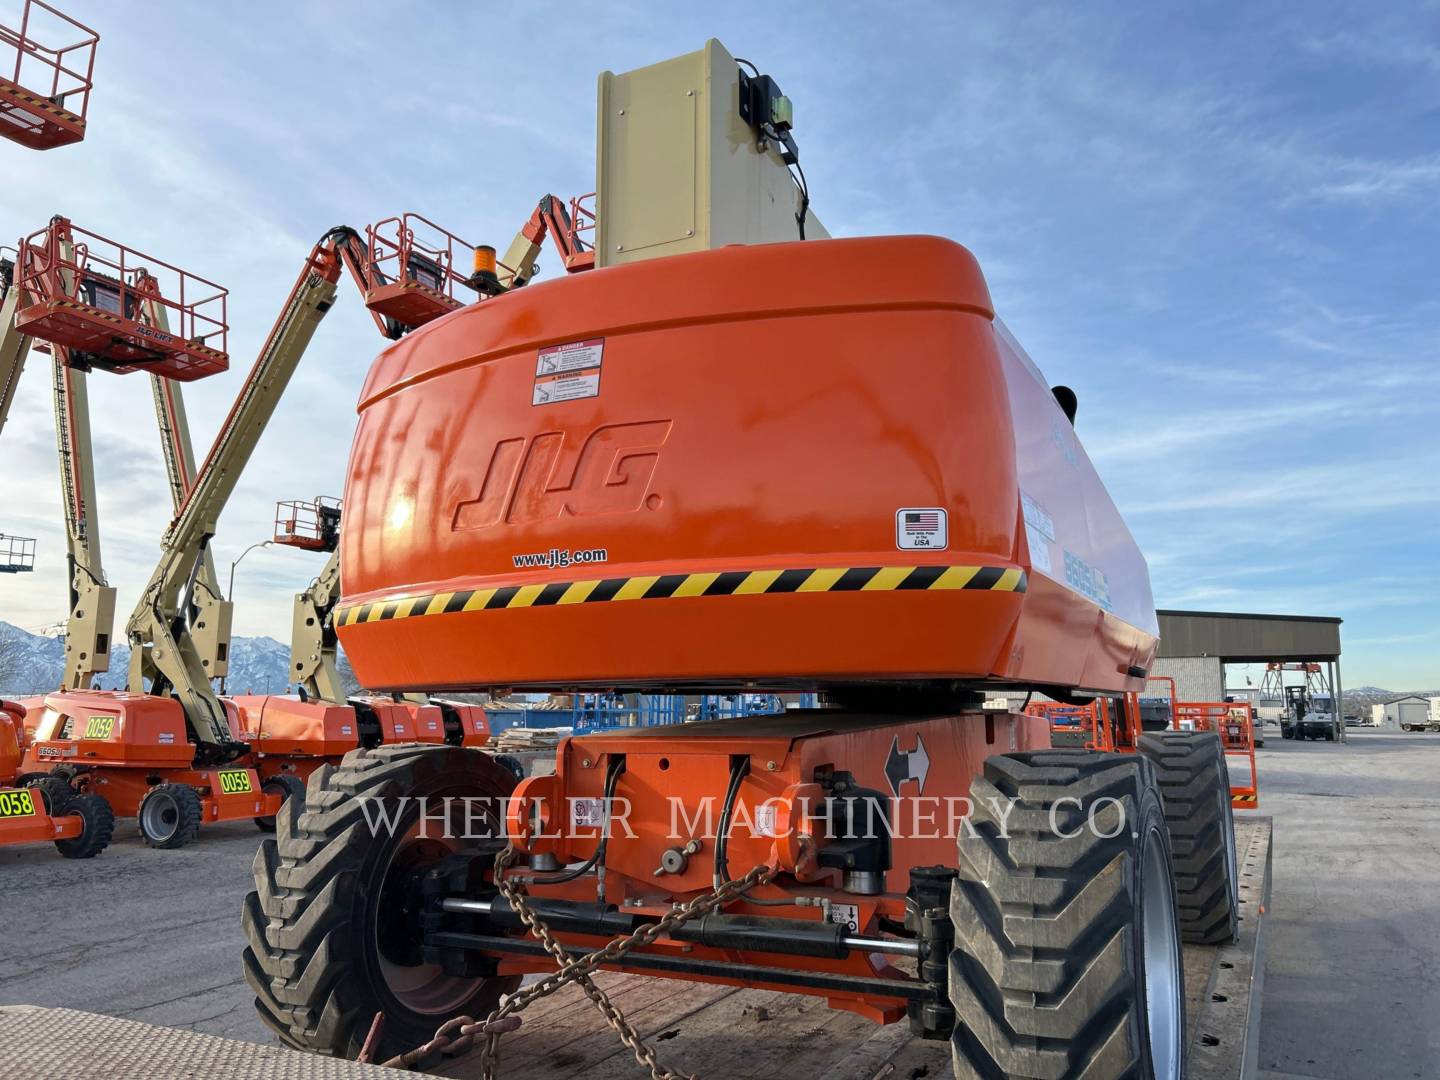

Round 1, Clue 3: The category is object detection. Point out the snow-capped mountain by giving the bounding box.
[0,620,296,696]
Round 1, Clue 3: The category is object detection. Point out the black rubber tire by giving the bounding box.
[950,749,1185,1080]
[492,753,525,782]
[242,744,522,1061]
[54,792,115,859]
[1325,728,1336,742]
[255,772,307,832]
[139,783,203,849]
[25,775,74,814]
[1139,731,1240,946]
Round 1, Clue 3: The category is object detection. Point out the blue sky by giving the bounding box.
[1,1,1436,688]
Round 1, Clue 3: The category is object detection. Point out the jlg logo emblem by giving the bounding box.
[452,420,671,530]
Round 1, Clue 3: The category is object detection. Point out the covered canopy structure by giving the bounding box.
[1153,609,1345,738]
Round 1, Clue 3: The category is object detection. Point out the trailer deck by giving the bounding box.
[0,817,1270,1080]
[438,816,1272,1080]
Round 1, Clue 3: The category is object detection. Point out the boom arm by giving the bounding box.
[127,228,362,757]
[0,258,27,439]
[4,243,117,687]
[146,307,233,682]
[498,195,594,290]
[52,353,115,687]
[291,550,344,703]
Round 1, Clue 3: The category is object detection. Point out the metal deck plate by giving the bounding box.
[0,1005,405,1079]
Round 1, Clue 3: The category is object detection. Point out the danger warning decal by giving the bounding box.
[533,338,603,406]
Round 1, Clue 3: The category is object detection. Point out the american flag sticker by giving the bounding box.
[896,507,948,550]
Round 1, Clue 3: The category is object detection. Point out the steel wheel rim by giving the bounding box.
[141,792,178,842]
[1141,821,1183,1080]
[372,807,497,1015]
[1224,804,1239,915]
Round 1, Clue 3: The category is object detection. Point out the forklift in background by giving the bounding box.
[1282,683,1339,741]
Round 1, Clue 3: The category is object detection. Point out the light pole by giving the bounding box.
[228,540,274,602]
[221,540,274,693]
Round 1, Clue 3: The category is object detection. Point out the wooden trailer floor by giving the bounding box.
[439,817,1272,1080]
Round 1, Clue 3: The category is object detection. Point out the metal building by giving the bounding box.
[1152,609,1345,735]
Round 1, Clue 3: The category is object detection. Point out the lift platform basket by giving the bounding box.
[364,213,480,331]
[0,533,35,573]
[0,1,96,150]
[13,218,227,380]
[274,496,341,552]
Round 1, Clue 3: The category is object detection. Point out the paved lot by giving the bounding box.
[0,816,272,1044]
[1251,729,1440,1080]
[2,730,1438,1079]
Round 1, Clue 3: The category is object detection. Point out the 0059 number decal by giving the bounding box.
[218,770,254,795]
[0,789,37,817]
[83,715,115,739]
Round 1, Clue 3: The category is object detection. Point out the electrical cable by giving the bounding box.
[790,159,810,240]
[711,755,796,905]
[520,755,624,885]
[734,57,811,240]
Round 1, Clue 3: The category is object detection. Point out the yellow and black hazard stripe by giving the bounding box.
[0,83,85,124]
[1231,793,1258,807]
[38,300,226,361]
[336,564,1026,628]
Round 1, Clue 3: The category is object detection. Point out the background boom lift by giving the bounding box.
[0,0,97,150]
[1,221,230,688]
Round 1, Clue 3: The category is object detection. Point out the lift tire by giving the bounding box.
[254,772,307,832]
[25,775,75,814]
[242,744,522,1061]
[54,793,115,859]
[139,783,203,849]
[1138,731,1240,946]
[950,750,1184,1080]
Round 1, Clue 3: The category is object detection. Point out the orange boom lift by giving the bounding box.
[225,210,585,795]
[0,216,284,846]
[242,42,1240,1079]
[0,698,112,858]
[21,212,570,844]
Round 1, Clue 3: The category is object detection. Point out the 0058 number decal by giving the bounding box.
[0,789,37,817]
[218,770,254,795]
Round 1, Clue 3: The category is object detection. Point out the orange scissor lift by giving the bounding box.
[0,0,96,150]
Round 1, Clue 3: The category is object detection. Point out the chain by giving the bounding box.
[378,1014,521,1070]
[385,845,778,1075]
[478,846,778,1080]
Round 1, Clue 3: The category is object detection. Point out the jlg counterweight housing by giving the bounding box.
[337,235,1158,695]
